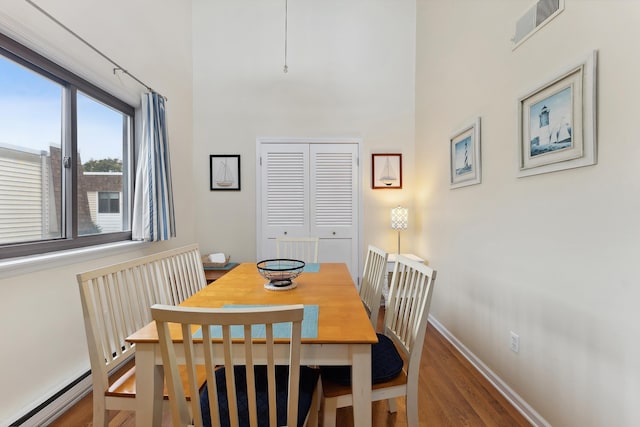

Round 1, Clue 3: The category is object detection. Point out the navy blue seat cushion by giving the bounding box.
[320,333,404,386]
[200,365,319,427]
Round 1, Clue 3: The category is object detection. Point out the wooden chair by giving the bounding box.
[151,304,320,427]
[276,237,319,263]
[320,256,436,427]
[77,244,208,427]
[359,245,389,328]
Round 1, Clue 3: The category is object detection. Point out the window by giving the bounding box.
[98,192,120,214]
[0,33,134,259]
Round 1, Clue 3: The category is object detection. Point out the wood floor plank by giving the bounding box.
[428,330,530,426]
[428,339,511,424]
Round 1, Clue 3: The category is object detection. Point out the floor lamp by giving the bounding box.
[391,206,408,254]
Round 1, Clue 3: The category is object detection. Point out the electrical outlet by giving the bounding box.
[510,331,520,353]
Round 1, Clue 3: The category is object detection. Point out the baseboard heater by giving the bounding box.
[10,370,92,426]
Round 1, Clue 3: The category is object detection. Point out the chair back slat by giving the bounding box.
[152,304,307,427]
[386,256,436,368]
[276,237,319,263]
[359,245,389,327]
[156,247,208,305]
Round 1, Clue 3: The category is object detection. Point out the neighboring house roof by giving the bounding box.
[82,172,122,193]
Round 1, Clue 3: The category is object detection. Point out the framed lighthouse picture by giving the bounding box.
[517,50,597,177]
[450,117,481,189]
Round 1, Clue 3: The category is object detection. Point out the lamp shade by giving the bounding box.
[391,206,408,230]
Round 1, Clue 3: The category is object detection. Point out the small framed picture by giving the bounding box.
[372,153,402,189]
[210,155,241,191]
[517,50,597,177]
[450,117,481,189]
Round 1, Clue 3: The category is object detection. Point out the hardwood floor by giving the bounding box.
[50,312,531,426]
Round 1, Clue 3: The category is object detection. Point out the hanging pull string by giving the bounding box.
[283,0,288,73]
[24,0,166,99]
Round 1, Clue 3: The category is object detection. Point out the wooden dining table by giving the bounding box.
[126,262,378,426]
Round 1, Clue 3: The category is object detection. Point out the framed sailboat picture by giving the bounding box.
[372,153,402,189]
[450,117,481,189]
[210,155,241,191]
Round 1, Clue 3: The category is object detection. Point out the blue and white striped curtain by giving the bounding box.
[132,92,176,241]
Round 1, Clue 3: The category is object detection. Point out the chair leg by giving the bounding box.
[305,381,321,427]
[93,410,108,427]
[387,397,398,414]
[321,396,338,427]
[93,401,107,427]
[406,392,418,426]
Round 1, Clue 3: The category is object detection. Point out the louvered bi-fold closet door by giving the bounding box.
[309,144,358,281]
[261,143,311,244]
[259,142,359,282]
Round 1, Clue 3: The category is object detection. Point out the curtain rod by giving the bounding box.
[25,0,166,100]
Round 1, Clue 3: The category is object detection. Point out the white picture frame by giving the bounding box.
[517,50,597,177]
[450,117,481,189]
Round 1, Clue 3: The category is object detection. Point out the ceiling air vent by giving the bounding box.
[512,0,564,48]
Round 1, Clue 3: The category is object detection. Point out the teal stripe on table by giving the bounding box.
[192,305,319,339]
[303,263,320,272]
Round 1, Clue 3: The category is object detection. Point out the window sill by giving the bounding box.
[0,240,148,280]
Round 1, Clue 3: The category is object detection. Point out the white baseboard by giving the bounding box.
[428,315,550,427]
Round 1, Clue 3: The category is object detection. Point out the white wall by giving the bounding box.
[191,0,417,263]
[0,1,194,424]
[415,1,640,425]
